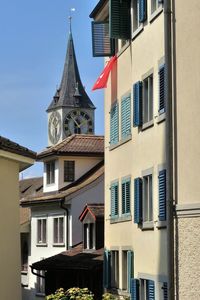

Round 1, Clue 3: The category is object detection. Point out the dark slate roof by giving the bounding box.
[0,136,36,159]
[47,33,95,112]
[89,0,107,18]
[79,203,104,221]
[31,243,103,271]
[37,134,104,159]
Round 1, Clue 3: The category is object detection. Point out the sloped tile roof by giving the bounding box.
[79,203,104,221]
[37,134,104,159]
[0,136,36,159]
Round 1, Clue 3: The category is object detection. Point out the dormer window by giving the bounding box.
[84,223,95,250]
[64,160,75,182]
[46,161,55,184]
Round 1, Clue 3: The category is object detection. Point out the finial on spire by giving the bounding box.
[69,8,75,34]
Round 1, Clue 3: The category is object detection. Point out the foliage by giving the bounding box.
[102,293,117,300]
[46,287,94,300]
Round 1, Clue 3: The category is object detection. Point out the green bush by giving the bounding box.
[46,287,94,300]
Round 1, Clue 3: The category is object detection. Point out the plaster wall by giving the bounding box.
[0,157,21,300]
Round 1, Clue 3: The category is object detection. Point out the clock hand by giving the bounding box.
[70,115,80,128]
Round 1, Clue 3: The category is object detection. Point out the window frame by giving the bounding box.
[64,160,75,182]
[142,74,154,125]
[36,270,45,296]
[151,0,162,14]
[142,174,153,224]
[46,160,55,185]
[53,216,65,245]
[37,218,47,246]
[111,250,119,289]
[83,222,95,250]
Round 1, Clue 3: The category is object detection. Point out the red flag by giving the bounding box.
[92,55,117,91]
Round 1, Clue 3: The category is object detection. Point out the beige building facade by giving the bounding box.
[0,136,35,300]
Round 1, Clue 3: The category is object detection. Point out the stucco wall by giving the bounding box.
[0,157,21,300]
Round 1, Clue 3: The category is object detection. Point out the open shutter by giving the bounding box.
[131,278,139,300]
[159,65,165,113]
[92,21,115,57]
[110,103,119,145]
[147,280,155,300]
[122,95,131,139]
[103,250,111,288]
[139,0,147,23]
[134,178,142,223]
[163,282,168,300]
[127,251,133,293]
[133,82,143,126]
[110,0,131,39]
[111,183,118,217]
[158,170,167,221]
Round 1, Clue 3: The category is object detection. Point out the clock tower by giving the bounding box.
[47,25,95,146]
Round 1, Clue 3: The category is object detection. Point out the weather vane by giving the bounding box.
[69,8,75,33]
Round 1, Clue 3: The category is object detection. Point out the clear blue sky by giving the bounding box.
[0,0,104,178]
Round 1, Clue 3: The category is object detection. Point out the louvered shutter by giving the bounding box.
[103,250,111,288]
[133,82,142,126]
[134,178,142,223]
[139,0,147,23]
[122,181,126,214]
[110,103,119,145]
[121,96,131,139]
[92,21,115,57]
[111,183,118,217]
[127,251,133,293]
[158,169,167,221]
[159,65,165,113]
[110,0,131,39]
[147,280,155,300]
[131,278,139,300]
[163,282,168,300]
[126,180,131,214]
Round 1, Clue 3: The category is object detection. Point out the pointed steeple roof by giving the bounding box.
[47,32,95,112]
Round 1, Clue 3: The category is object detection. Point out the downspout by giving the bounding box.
[60,199,69,250]
[164,0,174,299]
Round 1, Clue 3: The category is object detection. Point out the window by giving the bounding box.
[122,250,133,292]
[53,217,64,244]
[110,103,119,145]
[132,0,140,31]
[111,182,119,218]
[121,95,131,140]
[36,270,45,295]
[37,219,47,244]
[111,251,119,289]
[143,174,153,222]
[21,241,28,272]
[122,179,131,215]
[64,160,75,182]
[130,279,155,300]
[84,223,95,250]
[46,161,55,184]
[143,75,153,124]
[151,0,162,14]
[132,0,147,32]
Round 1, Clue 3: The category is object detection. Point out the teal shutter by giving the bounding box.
[121,95,131,139]
[109,0,131,39]
[147,280,155,300]
[91,21,115,57]
[134,178,142,223]
[133,82,142,126]
[127,251,133,293]
[126,180,131,213]
[110,103,119,145]
[103,250,111,288]
[122,179,131,214]
[139,0,147,23]
[159,64,165,113]
[163,282,168,300]
[131,279,139,300]
[111,182,118,217]
[122,181,126,214]
[158,169,166,221]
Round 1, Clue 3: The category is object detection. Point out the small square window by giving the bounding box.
[143,75,153,124]
[53,217,64,244]
[46,161,55,184]
[64,161,75,182]
[37,219,47,244]
[143,174,153,222]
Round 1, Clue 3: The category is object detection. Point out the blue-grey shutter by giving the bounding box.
[147,280,155,300]
[133,82,142,126]
[91,21,115,57]
[103,250,111,288]
[163,282,168,300]
[158,169,166,221]
[122,181,126,214]
[127,251,133,293]
[126,180,131,213]
[139,0,147,23]
[121,96,131,139]
[131,278,139,300]
[109,0,131,39]
[159,64,165,113]
[110,103,119,145]
[111,183,118,217]
[134,178,142,223]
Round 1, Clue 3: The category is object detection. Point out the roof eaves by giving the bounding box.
[89,0,107,18]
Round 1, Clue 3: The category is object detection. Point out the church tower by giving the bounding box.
[47,23,95,146]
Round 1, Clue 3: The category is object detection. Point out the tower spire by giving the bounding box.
[69,16,72,34]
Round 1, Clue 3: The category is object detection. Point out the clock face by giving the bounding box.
[64,110,93,136]
[48,111,61,144]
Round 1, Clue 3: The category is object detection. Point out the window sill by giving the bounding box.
[142,120,154,131]
[149,6,163,23]
[142,221,154,230]
[156,220,167,228]
[36,243,47,247]
[132,25,144,40]
[110,214,132,224]
[156,112,166,124]
[109,135,132,151]
[53,243,65,247]
[21,270,28,275]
